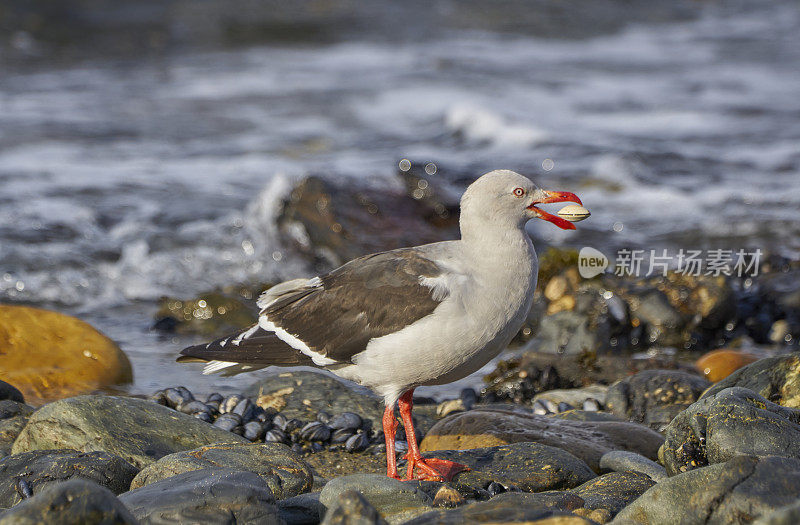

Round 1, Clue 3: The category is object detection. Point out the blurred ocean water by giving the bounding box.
[0,0,798,396]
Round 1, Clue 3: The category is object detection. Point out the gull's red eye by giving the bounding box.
[513,187,525,197]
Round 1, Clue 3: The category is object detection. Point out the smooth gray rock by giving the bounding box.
[319,474,431,519]
[402,491,590,524]
[605,369,710,431]
[0,400,32,458]
[612,456,800,524]
[0,449,138,507]
[660,387,800,475]
[130,442,312,499]
[599,450,667,481]
[422,441,596,492]
[421,407,664,471]
[278,492,325,525]
[11,395,247,468]
[0,479,138,525]
[752,500,800,525]
[321,489,387,525]
[572,471,655,516]
[119,467,282,524]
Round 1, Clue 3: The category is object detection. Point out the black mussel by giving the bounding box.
[213,415,239,432]
[345,432,370,452]
[316,411,332,424]
[243,421,265,441]
[178,400,209,415]
[233,398,254,421]
[265,429,288,444]
[206,392,223,404]
[219,394,244,414]
[329,412,362,431]
[300,421,331,442]
[331,428,356,444]
[272,413,288,431]
[148,390,167,406]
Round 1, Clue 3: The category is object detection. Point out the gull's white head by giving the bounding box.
[460,169,582,231]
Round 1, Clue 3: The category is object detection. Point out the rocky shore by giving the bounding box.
[2,347,800,524]
[1,167,799,523]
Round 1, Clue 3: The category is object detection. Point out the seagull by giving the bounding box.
[177,170,581,481]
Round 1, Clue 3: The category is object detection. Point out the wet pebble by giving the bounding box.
[583,398,601,412]
[460,387,478,410]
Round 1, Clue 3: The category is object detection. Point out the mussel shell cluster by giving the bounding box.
[148,387,376,454]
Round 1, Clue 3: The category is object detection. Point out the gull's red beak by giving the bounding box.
[527,190,583,230]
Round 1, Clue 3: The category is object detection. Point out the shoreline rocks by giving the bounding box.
[130,442,313,499]
[420,407,664,471]
[0,449,138,507]
[613,456,800,524]
[119,467,281,524]
[660,387,800,475]
[11,395,247,468]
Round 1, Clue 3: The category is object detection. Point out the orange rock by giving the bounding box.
[0,305,132,404]
[695,349,760,383]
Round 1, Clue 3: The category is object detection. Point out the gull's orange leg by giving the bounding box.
[397,389,470,481]
[383,402,400,479]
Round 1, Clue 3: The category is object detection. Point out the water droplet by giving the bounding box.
[612,222,624,232]
[272,251,283,261]
[418,180,429,190]
[603,290,613,299]
[14,281,24,291]
[425,163,437,175]
[399,159,411,171]
[331,223,342,233]
[198,300,207,308]
[542,158,555,171]
[242,240,255,256]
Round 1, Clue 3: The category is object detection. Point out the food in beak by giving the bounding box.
[557,204,591,222]
[527,190,583,230]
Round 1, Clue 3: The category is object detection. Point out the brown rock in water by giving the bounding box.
[420,407,664,471]
[0,306,132,404]
[277,172,459,269]
[695,348,761,382]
